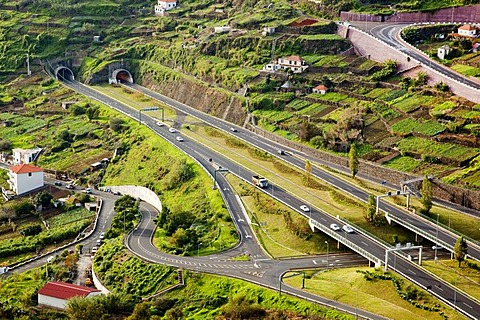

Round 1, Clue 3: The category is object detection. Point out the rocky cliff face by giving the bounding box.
[138,67,247,126]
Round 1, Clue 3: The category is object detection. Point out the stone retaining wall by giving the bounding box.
[340,5,480,23]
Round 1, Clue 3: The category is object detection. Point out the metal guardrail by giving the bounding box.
[385,213,452,250]
[308,219,382,265]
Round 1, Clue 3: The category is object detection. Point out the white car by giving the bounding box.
[342,225,354,233]
[432,245,444,250]
[230,127,237,132]
[156,121,164,126]
[99,232,105,240]
[169,127,176,133]
[176,136,184,142]
[300,205,310,212]
[330,223,341,231]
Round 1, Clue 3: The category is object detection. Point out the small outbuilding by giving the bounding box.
[437,45,451,60]
[312,84,328,95]
[38,282,101,309]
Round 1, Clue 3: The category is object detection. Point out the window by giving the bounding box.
[28,173,32,176]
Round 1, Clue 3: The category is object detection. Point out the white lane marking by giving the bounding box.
[463,302,473,309]
[361,241,369,247]
[407,269,416,275]
[312,260,317,265]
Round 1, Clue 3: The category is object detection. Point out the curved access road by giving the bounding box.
[368,23,480,90]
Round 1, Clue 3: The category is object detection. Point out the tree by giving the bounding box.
[420,176,433,214]
[85,106,100,120]
[14,202,35,217]
[33,191,53,208]
[366,194,376,223]
[454,236,468,268]
[110,118,124,132]
[349,142,359,178]
[305,160,312,182]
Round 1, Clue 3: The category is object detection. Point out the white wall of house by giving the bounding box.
[12,148,42,164]
[458,28,476,37]
[38,294,67,309]
[8,171,44,195]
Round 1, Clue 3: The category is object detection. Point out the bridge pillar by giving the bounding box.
[308,219,316,232]
[385,212,392,225]
[415,234,423,242]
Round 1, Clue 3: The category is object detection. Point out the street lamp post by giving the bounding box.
[325,240,329,269]
[434,213,439,262]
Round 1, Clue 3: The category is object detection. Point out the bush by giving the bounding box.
[20,224,42,236]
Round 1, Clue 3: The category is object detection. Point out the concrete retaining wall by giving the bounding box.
[103,185,162,213]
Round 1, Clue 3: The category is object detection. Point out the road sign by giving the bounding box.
[142,107,158,112]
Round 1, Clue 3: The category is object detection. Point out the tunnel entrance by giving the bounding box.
[54,66,75,81]
[112,69,133,84]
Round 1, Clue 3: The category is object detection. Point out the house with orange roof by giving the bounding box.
[458,24,477,37]
[38,282,101,309]
[263,55,308,74]
[312,84,328,95]
[7,163,44,195]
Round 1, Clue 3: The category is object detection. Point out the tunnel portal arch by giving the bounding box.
[54,66,75,81]
[112,69,133,84]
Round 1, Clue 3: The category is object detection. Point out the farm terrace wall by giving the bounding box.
[250,126,480,211]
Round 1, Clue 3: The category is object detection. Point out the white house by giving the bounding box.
[458,25,477,37]
[8,163,44,195]
[38,282,101,309]
[155,0,177,15]
[437,45,451,60]
[214,26,231,34]
[312,84,328,94]
[263,55,308,74]
[12,147,42,164]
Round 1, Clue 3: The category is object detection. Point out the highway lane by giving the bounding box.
[61,79,480,319]
[125,82,480,261]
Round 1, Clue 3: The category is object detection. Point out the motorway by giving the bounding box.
[60,79,480,319]
[123,82,480,260]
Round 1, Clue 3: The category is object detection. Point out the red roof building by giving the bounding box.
[458,24,477,37]
[38,282,101,309]
[313,84,328,94]
[8,164,44,195]
[10,163,43,174]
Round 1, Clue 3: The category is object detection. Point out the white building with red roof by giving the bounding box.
[38,282,101,309]
[458,24,477,37]
[7,163,44,195]
[263,55,308,74]
[155,0,177,15]
[312,84,328,94]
